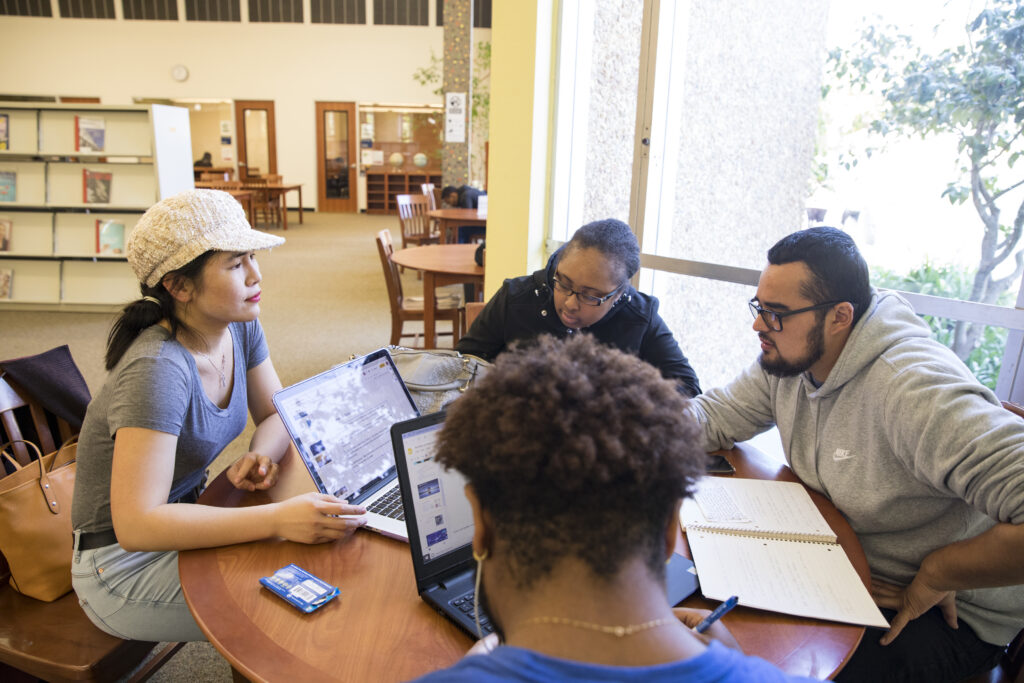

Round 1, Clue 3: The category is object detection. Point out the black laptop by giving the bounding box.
[390,411,701,639]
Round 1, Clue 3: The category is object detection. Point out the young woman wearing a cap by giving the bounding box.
[70,190,367,642]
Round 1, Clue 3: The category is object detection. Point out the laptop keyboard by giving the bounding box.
[451,592,495,634]
[367,486,405,521]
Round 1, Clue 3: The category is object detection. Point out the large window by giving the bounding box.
[549,0,1024,397]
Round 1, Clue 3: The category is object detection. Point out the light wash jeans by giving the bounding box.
[70,530,206,642]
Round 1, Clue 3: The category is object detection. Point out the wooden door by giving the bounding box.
[315,102,358,212]
[234,100,277,180]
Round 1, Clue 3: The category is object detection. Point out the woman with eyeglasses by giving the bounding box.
[456,218,701,397]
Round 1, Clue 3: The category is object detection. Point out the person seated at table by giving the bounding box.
[71,190,367,643]
[686,226,1024,682]
[414,334,813,682]
[442,184,486,209]
[456,218,701,396]
[441,184,488,243]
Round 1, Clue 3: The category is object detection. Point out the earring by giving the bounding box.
[473,548,489,638]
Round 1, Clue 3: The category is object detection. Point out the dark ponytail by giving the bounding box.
[105,251,217,370]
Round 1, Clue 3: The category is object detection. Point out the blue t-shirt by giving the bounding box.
[412,642,818,682]
[72,320,269,532]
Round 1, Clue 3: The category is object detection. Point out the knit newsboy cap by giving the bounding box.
[127,189,285,288]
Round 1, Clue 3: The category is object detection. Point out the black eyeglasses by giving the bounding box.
[748,298,843,332]
[552,275,624,307]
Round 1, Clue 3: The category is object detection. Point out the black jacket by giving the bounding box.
[456,252,701,396]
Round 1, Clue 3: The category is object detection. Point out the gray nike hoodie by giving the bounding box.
[687,291,1024,645]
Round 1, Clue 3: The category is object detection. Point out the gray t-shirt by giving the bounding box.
[72,320,269,533]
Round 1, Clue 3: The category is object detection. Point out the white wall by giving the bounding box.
[0,15,490,209]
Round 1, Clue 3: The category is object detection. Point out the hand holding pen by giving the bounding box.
[694,595,739,633]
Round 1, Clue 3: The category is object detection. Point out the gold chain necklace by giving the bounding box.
[518,615,675,638]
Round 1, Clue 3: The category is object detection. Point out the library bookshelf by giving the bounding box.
[365,168,442,215]
[0,102,193,310]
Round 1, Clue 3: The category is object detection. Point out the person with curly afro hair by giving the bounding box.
[413,334,815,682]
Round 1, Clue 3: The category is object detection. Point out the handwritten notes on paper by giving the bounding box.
[681,478,889,628]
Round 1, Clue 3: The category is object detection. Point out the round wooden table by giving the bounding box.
[676,444,867,678]
[390,244,484,349]
[427,208,487,244]
[180,443,865,681]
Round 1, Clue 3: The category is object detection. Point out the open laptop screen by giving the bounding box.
[273,349,418,502]
[397,417,474,563]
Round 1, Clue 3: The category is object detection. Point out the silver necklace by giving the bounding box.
[195,349,227,388]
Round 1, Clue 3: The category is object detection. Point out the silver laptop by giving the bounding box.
[272,348,418,542]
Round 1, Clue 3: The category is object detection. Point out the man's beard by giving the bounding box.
[759,316,826,378]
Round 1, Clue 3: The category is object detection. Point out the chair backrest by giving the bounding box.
[465,302,485,331]
[265,173,282,184]
[395,194,432,239]
[200,171,230,182]
[421,183,437,210]
[0,375,59,465]
[375,229,404,312]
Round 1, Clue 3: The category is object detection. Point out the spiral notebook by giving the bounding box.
[681,477,889,628]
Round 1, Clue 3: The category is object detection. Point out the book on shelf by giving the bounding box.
[95,219,125,255]
[0,171,15,202]
[0,113,8,150]
[83,169,112,204]
[0,216,10,251]
[681,477,889,628]
[0,268,11,300]
[75,115,106,152]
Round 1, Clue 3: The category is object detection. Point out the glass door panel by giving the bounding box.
[316,102,357,212]
[233,100,277,180]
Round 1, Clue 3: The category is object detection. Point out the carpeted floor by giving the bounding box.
[0,209,459,681]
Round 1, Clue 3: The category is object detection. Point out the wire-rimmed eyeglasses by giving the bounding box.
[748,298,843,332]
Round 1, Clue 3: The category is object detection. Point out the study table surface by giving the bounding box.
[390,244,484,348]
[195,181,304,230]
[179,443,866,682]
[427,208,487,244]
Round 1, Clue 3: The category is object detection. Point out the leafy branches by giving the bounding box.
[823,0,1024,361]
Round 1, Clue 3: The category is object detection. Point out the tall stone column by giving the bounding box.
[442,0,472,189]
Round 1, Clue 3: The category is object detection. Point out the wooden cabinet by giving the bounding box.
[365,169,442,214]
[0,102,193,309]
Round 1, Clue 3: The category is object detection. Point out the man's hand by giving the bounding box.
[227,452,279,492]
[871,576,957,645]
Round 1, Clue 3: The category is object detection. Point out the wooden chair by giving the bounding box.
[421,183,442,238]
[376,229,463,347]
[0,376,184,682]
[199,171,230,182]
[464,301,485,333]
[421,183,437,210]
[395,194,439,250]
[245,176,280,228]
[0,375,67,465]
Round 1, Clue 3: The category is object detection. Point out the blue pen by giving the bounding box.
[694,595,739,634]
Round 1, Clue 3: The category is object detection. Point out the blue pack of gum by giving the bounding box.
[259,563,340,613]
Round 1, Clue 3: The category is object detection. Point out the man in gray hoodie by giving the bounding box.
[687,227,1024,682]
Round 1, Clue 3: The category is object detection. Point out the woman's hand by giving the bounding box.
[227,452,279,491]
[673,607,742,651]
[273,492,367,544]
